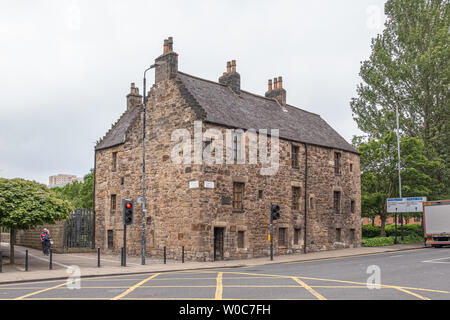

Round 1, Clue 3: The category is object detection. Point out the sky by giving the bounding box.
[0,0,387,184]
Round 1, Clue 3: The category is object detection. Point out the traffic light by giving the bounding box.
[122,199,134,225]
[270,203,280,221]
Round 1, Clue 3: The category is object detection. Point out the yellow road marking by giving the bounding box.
[394,287,430,300]
[111,273,160,300]
[292,277,326,300]
[14,282,67,300]
[215,272,223,300]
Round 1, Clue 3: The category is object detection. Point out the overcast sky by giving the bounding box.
[0,0,387,184]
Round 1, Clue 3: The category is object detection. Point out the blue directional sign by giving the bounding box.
[387,197,427,213]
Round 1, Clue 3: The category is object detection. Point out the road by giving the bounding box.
[1,247,449,300]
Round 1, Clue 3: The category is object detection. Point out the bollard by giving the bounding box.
[49,249,53,270]
[25,250,29,272]
[0,251,2,273]
[121,247,124,266]
[97,248,101,268]
[182,246,184,263]
[164,246,166,264]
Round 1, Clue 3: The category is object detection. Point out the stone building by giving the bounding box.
[94,37,361,261]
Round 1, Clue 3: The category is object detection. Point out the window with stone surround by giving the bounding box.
[351,200,355,213]
[110,194,117,214]
[292,186,301,211]
[333,191,341,214]
[258,190,263,200]
[291,145,299,168]
[232,131,243,163]
[349,163,353,173]
[336,228,342,242]
[107,230,114,249]
[278,227,287,247]
[334,152,341,175]
[112,152,118,172]
[237,231,245,248]
[232,182,244,211]
[294,228,301,245]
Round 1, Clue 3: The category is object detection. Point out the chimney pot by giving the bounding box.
[278,76,283,89]
[163,39,169,53]
[268,79,272,91]
[231,60,236,72]
[226,61,231,73]
[273,78,278,89]
[168,37,173,51]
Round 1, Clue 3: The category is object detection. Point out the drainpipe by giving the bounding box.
[92,150,96,249]
[303,144,308,254]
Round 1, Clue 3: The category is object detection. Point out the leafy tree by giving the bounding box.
[52,170,94,209]
[351,0,450,197]
[0,178,73,263]
[357,132,444,236]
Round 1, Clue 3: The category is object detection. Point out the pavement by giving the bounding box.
[0,241,426,285]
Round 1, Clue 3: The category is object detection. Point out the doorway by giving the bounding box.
[214,227,224,261]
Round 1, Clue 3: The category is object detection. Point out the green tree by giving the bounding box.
[0,178,73,263]
[351,0,450,197]
[52,170,94,209]
[357,133,444,236]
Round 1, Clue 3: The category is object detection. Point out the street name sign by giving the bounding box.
[387,197,427,213]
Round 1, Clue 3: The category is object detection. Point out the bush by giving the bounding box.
[362,237,394,247]
[362,234,424,247]
[361,224,381,238]
[385,224,423,238]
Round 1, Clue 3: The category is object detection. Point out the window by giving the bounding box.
[112,152,118,172]
[349,163,353,172]
[120,177,125,185]
[334,191,341,214]
[278,227,287,247]
[334,152,341,175]
[351,200,355,213]
[258,190,263,200]
[291,145,299,168]
[350,229,355,243]
[232,132,243,163]
[107,230,114,249]
[336,228,342,242]
[110,194,117,214]
[232,182,244,211]
[292,187,301,211]
[294,228,301,245]
[310,197,315,210]
[237,231,245,248]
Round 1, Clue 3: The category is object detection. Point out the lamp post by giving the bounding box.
[395,98,413,242]
[141,61,163,265]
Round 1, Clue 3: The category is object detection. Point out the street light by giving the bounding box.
[395,98,413,243]
[141,61,164,265]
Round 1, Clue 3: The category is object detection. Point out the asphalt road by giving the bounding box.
[1,247,450,300]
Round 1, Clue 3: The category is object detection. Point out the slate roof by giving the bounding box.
[96,71,357,154]
[177,72,357,154]
[95,105,141,151]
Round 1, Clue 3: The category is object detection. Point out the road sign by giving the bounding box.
[387,197,427,213]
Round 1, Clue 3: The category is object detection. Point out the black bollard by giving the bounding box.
[121,247,123,266]
[25,250,29,271]
[97,248,101,268]
[164,246,166,264]
[49,249,53,270]
[182,246,184,263]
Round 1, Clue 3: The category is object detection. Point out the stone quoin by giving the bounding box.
[94,37,361,261]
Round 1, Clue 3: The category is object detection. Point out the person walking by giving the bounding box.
[42,229,52,256]
[40,228,48,254]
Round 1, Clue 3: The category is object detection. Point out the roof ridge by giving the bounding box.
[177,71,320,117]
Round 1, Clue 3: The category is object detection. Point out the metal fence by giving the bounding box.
[64,209,94,248]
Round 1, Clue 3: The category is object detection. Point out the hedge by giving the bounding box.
[362,223,423,238]
[362,235,423,247]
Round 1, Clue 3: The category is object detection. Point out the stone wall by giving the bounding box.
[15,222,65,253]
[94,76,361,261]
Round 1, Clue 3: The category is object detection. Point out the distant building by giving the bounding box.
[48,174,83,188]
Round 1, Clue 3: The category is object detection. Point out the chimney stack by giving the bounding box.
[265,76,286,105]
[126,82,142,110]
[155,37,178,83]
[219,59,241,94]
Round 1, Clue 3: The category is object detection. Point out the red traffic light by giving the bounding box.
[126,202,133,209]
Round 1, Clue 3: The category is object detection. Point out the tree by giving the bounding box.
[0,178,73,264]
[357,132,444,236]
[52,170,94,209]
[351,0,450,197]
